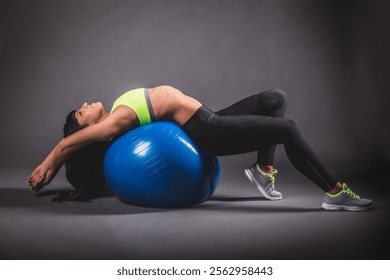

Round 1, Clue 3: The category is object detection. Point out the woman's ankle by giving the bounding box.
[257,164,273,174]
[327,182,343,195]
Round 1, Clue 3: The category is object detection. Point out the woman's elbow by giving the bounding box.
[58,138,70,153]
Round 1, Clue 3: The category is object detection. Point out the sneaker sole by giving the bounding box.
[244,169,282,201]
[321,202,373,212]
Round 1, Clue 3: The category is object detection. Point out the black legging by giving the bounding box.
[182,89,337,192]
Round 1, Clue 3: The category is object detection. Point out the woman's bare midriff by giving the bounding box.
[148,85,202,126]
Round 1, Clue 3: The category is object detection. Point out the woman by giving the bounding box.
[28,85,373,211]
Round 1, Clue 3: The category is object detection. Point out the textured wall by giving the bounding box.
[0,0,389,181]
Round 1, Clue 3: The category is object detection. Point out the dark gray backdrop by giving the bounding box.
[1,0,389,184]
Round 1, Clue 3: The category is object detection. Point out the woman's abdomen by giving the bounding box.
[149,85,202,125]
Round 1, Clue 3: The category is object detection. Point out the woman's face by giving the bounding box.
[75,102,104,127]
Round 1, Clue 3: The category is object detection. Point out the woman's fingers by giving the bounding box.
[27,173,44,190]
[27,165,51,192]
[29,182,44,192]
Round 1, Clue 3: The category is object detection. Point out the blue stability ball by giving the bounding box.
[103,121,221,208]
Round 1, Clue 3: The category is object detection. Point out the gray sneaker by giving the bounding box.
[244,164,282,200]
[322,183,373,211]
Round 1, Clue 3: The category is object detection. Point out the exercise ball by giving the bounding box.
[103,121,221,208]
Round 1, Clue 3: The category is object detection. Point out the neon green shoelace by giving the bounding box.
[257,166,278,188]
[268,170,278,187]
[342,184,360,199]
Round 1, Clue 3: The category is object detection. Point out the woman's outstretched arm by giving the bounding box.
[27,116,124,191]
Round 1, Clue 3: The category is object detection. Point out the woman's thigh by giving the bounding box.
[215,89,287,117]
[189,113,292,156]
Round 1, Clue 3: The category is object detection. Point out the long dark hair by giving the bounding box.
[54,110,110,202]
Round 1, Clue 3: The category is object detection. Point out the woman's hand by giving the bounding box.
[27,164,56,192]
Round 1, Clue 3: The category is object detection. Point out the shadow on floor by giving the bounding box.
[0,187,169,215]
[0,186,331,216]
[1,185,384,216]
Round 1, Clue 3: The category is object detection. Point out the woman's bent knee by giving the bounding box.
[264,88,287,115]
[271,88,288,108]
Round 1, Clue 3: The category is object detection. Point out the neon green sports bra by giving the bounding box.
[110,88,156,125]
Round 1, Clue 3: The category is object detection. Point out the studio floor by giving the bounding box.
[0,164,389,260]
